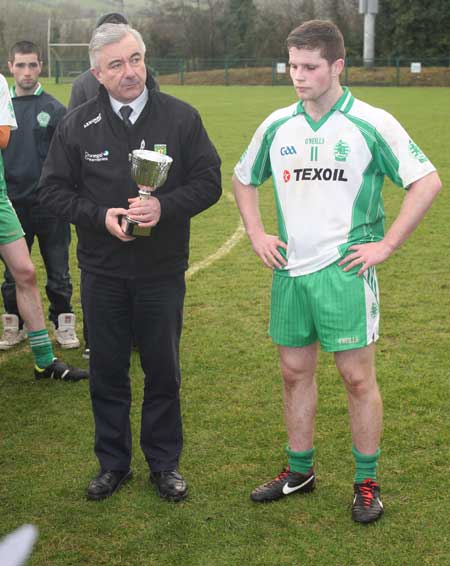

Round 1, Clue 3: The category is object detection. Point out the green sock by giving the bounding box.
[285,445,315,474]
[28,329,54,370]
[352,445,381,483]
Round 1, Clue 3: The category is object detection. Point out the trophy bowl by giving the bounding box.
[122,149,173,237]
[131,149,173,188]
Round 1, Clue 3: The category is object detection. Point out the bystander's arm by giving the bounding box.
[0,125,11,149]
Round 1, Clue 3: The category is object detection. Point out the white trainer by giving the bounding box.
[0,314,27,350]
[54,313,80,349]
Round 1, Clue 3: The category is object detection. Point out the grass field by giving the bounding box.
[1,82,449,565]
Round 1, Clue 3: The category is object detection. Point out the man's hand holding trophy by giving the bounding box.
[106,149,173,241]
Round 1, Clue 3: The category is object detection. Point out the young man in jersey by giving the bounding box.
[1,41,80,351]
[0,72,88,382]
[232,20,441,523]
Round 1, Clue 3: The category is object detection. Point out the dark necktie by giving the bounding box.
[119,105,133,128]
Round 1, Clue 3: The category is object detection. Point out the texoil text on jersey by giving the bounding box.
[293,168,348,181]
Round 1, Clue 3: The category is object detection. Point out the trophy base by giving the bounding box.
[121,216,152,237]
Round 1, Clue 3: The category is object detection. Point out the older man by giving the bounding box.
[39,24,221,502]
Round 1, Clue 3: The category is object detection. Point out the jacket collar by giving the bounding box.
[98,71,157,106]
[10,82,43,98]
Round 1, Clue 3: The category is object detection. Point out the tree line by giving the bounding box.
[0,0,448,67]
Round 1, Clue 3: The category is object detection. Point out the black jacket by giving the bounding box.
[67,70,100,111]
[39,74,222,279]
[3,88,65,205]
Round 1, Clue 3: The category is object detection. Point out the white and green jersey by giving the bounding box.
[0,73,17,197]
[234,87,436,276]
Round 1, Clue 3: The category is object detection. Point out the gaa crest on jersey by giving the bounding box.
[334,140,350,162]
[37,111,51,128]
[280,145,297,156]
[408,140,427,163]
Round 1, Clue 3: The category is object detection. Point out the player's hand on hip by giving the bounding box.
[250,232,288,270]
[339,241,394,276]
[105,207,135,242]
[127,196,161,227]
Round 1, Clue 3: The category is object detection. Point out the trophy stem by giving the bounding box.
[138,189,152,200]
[124,149,172,237]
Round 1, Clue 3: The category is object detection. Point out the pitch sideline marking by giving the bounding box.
[186,192,245,279]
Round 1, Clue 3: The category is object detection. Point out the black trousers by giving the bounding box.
[81,270,185,472]
[1,202,72,327]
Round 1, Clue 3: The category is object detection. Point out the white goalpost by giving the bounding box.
[47,18,90,81]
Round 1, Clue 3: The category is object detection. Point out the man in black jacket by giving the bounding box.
[39,23,222,502]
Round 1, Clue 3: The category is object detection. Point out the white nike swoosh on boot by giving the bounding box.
[282,475,314,495]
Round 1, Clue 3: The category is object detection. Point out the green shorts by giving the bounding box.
[0,191,25,245]
[269,261,380,352]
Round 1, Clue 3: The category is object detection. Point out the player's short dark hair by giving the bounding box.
[96,12,128,28]
[286,20,345,64]
[8,41,41,63]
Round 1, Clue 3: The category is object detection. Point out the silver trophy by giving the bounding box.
[121,149,173,236]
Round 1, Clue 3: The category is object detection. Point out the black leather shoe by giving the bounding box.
[86,469,132,501]
[150,469,188,502]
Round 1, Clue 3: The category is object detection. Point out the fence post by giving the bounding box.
[179,59,184,85]
[55,60,60,84]
[396,57,400,86]
[224,60,229,86]
[271,61,275,86]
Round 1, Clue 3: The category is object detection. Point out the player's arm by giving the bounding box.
[232,173,287,270]
[340,171,442,275]
[0,125,11,149]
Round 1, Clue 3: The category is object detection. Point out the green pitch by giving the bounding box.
[1,83,449,565]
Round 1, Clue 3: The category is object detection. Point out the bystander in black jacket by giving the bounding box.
[39,73,221,279]
[4,85,65,204]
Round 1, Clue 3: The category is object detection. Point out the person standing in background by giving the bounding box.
[0,40,79,351]
[68,12,129,111]
[0,70,87,381]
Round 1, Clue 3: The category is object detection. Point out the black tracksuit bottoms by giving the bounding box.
[81,269,185,473]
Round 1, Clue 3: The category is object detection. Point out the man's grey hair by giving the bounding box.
[89,23,146,68]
